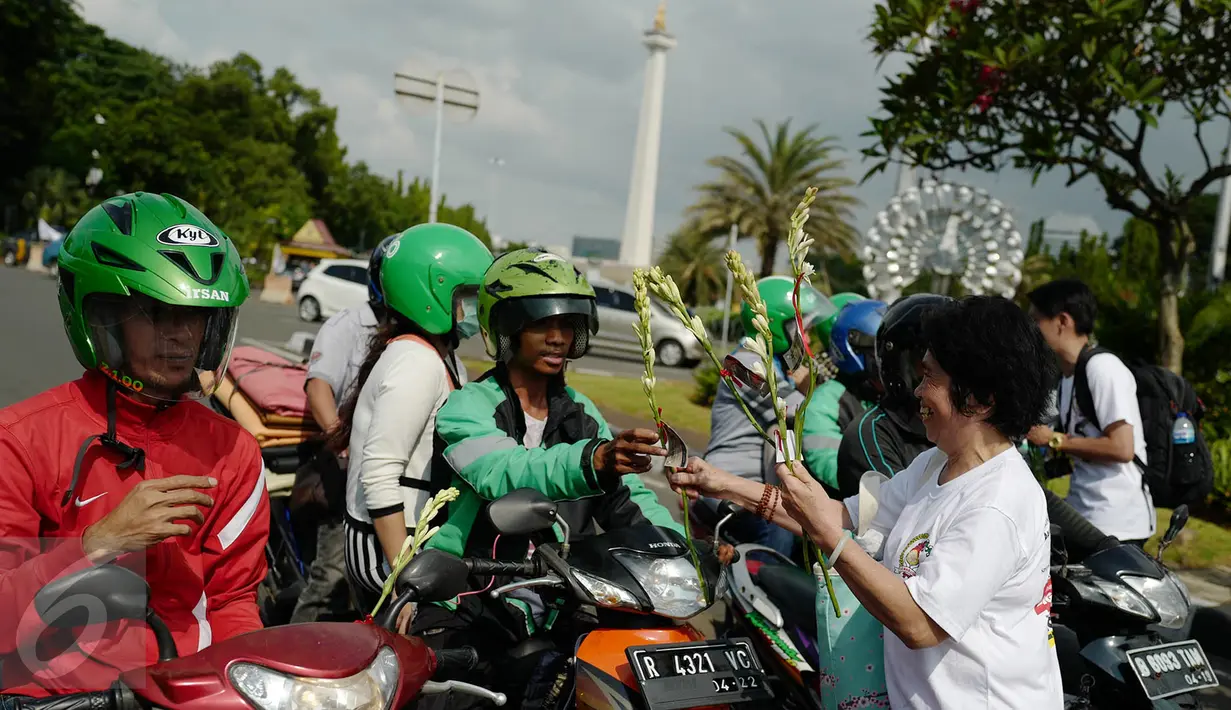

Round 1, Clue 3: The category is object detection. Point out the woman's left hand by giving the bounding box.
[776,461,846,549]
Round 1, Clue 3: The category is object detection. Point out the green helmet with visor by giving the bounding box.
[377,223,493,338]
[56,192,249,402]
[739,275,834,355]
[478,248,598,362]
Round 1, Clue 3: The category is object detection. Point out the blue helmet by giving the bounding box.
[367,234,400,305]
[829,299,887,375]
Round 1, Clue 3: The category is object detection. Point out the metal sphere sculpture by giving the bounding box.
[861,179,1025,302]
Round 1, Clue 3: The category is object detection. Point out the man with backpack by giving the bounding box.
[1025,279,1163,545]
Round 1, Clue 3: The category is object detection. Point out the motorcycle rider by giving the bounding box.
[701,276,832,556]
[332,225,492,616]
[0,193,268,698]
[803,293,876,494]
[288,233,397,624]
[834,294,950,496]
[413,247,681,708]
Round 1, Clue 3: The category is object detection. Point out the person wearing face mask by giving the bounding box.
[330,224,492,622]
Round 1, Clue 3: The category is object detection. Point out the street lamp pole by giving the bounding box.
[393,71,480,223]
[1208,123,1231,289]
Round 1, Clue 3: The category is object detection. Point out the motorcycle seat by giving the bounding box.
[748,555,818,640]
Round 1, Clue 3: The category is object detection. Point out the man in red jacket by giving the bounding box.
[0,193,268,698]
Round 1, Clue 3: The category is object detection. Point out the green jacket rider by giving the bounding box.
[428,248,682,562]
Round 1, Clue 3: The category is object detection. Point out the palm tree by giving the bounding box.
[657,223,725,306]
[687,119,861,278]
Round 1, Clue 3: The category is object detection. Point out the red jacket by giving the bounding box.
[0,371,269,696]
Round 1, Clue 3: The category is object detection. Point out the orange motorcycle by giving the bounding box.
[447,488,775,710]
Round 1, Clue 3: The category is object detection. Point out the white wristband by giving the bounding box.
[826,534,851,570]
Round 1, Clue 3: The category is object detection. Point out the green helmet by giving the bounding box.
[740,276,833,355]
[478,248,598,362]
[378,223,493,336]
[57,192,249,401]
[816,292,866,348]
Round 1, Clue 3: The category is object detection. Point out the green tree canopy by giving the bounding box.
[864,0,1231,373]
[1,3,489,254]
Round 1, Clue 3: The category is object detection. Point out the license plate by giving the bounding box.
[626,637,773,709]
[1125,639,1220,700]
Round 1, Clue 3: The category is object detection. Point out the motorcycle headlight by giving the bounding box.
[228,645,399,710]
[573,569,640,610]
[1122,573,1190,629]
[1088,577,1157,621]
[612,551,706,619]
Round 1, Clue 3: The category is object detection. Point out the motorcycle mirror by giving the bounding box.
[487,488,559,536]
[394,549,470,603]
[1163,505,1190,545]
[35,565,150,629]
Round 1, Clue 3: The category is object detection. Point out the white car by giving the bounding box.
[588,278,703,368]
[296,259,370,322]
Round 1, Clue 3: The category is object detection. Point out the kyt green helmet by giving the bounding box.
[478,247,598,362]
[378,223,493,336]
[57,192,249,401]
[740,276,833,355]
[816,292,866,348]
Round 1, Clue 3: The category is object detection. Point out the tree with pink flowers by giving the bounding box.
[863,0,1231,374]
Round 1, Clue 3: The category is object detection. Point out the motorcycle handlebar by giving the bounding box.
[434,647,480,677]
[465,558,541,577]
[15,690,118,710]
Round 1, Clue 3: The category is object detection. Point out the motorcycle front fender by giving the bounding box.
[573,627,714,710]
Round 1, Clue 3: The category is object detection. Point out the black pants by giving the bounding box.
[409,599,564,710]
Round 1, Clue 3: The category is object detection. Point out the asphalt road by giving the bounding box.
[0,267,691,408]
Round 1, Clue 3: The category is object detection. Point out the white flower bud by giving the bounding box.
[750,360,766,378]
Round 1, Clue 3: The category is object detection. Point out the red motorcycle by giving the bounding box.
[13,551,505,709]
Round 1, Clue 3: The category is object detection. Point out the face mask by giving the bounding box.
[456,296,480,340]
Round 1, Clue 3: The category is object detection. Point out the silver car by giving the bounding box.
[588,278,703,368]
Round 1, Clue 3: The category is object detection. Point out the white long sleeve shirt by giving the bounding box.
[344,338,465,528]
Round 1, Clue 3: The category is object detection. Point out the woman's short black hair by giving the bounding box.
[921,295,1059,440]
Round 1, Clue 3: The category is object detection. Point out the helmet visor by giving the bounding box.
[492,295,597,361]
[83,292,239,402]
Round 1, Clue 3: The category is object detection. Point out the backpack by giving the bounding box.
[1073,346,1214,509]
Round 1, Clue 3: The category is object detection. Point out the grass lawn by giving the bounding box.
[460,359,712,435]
[1045,477,1231,570]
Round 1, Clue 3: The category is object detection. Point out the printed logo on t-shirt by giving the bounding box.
[896,533,933,579]
[1034,577,1053,615]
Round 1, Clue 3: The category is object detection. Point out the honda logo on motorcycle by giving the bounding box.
[157,224,219,247]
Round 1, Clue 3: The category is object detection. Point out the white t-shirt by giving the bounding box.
[1059,352,1155,540]
[345,339,466,527]
[306,303,379,404]
[844,447,1062,710]
[523,413,547,449]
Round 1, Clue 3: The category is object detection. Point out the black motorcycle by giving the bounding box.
[1052,505,1219,709]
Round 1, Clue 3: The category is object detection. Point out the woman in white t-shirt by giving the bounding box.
[670,295,1064,709]
[328,224,492,621]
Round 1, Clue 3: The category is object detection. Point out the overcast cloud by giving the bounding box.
[79,0,1216,269]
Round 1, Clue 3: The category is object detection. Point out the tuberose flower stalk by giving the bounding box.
[784,186,842,619]
[644,267,771,443]
[725,250,798,474]
[633,268,709,605]
[371,487,461,617]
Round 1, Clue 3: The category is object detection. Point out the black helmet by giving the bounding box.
[367,234,400,306]
[876,293,953,407]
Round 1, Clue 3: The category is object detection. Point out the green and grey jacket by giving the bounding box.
[428,365,682,560]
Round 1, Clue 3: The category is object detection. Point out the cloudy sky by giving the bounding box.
[80,0,1215,269]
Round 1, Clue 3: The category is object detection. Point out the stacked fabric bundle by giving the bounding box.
[215,346,323,447]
